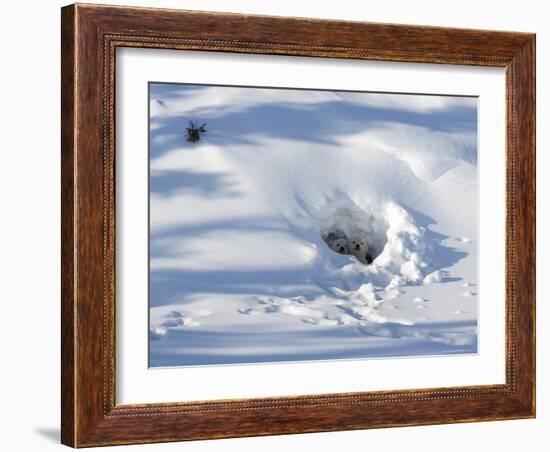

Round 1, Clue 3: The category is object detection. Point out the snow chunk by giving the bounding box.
[374,202,433,283]
[423,270,442,285]
[149,327,167,340]
[355,283,380,305]
[387,275,406,288]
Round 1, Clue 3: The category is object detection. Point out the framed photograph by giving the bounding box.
[61,3,535,447]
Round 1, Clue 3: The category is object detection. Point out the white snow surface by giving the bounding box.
[149,85,478,366]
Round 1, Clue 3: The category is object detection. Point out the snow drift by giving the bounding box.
[148,84,478,366]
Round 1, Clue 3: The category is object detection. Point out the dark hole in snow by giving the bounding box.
[319,205,388,265]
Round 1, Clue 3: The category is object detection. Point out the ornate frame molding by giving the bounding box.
[61,4,535,447]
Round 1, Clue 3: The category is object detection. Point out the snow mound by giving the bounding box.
[375,202,432,283]
[318,200,433,286]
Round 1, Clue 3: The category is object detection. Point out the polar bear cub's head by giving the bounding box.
[348,237,368,253]
[329,238,349,255]
[348,237,370,264]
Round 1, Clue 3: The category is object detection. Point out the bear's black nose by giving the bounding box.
[355,245,360,250]
[339,247,345,252]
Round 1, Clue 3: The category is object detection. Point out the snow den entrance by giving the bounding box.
[319,204,388,265]
[319,201,435,285]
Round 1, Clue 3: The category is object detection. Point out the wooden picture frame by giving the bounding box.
[61,3,536,447]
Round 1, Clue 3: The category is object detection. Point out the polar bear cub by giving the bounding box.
[347,237,373,264]
[328,238,349,255]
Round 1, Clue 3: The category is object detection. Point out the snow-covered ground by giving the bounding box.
[148,83,478,367]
